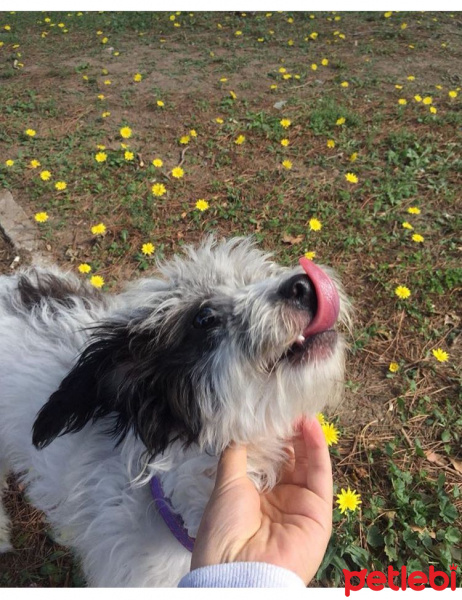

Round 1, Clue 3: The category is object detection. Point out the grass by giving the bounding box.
[0,10,461,588]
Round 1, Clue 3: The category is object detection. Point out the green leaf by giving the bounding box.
[367,525,384,548]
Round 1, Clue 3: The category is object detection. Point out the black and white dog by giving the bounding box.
[0,237,349,586]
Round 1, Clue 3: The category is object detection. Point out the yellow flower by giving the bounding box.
[25,128,36,137]
[412,233,424,243]
[280,118,291,129]
[152,158,163,168]
[336,488,361,514]
[384,11,392,18]
[340,81,349,88]
[171,166,184,179]
[395,285,411,299]
[120,126,132,139]
[322,422,339,446]
[336,117,346,126]
[311,63,317,71]
[282,73,292,80]
[133,73,142,82]
[282,160,292,170]
[407,206,421,214]
[448,90,458,99]
[141,242,155,256]
[40,170,52,181]
[407,75,415,81]
[229,91,237,100]
[321,58,329,66]
[430,106,437,114]
[103,79,111,86]
[235,134,246,145]
[34,212,49,223]
[29,159,40,168]
[90,275,105,289]
[278,67,287,74]
[309,218,322,231]
[402,221,414,230]
[414,95,422,102]
[152,183,166,196]
[309,32,318,40]
[55,181,67,190]
[280,138,290,147]
[235,30,242,36]
[215,117,224,124]
[432,348,449,362]
[345,172,358,184]
[102,111,111,118]
[157,100,164,107]
[219,77,228,83]
[124,150,134,161]
[422,96,432,105]
[95,152,107,163]
[196,199,209,211]
[180,135,190,145]
[78,263,92,274]
[401,23,407,29]
[395,84,403,90]
[398,98,407,105]
[5,159,15,167]
[91,223,106,235]
[389,362,399,373]
[97,94,105,100]
[190,129,198,138]
[101,37,108,44]
[327,139,335,148]
[305,251,316,260]
[349,152,358,162]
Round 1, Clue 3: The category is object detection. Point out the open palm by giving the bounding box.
[191,418,333,585]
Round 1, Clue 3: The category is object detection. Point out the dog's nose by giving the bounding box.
[278,274,317,313]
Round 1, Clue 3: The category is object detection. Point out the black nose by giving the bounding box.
[278,274,318,313]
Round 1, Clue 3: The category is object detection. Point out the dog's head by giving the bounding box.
[33,237,350,456]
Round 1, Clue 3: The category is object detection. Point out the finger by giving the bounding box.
[300,418,333,503]
[215,443,248,487]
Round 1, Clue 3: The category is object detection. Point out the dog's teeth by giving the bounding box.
[297,335,305,343]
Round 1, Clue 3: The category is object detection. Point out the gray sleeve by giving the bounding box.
[178,562,306,588]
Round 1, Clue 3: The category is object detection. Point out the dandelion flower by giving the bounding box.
[432,348,449,362]
[304,251,316,260]
[34,212,49,223]
[309,32,318,40]
[402,221,413,230]
[90,275,105,289]
[398,98,407,105]
[97,94,105,100]
[91,223,106,236]
[40,170,52,181]
[345,172,358,184]
[78,263,92,274]
[30,159,41,168]
[389,362,399,373]
[133,73,142,82]
[157,100,164,107]
[196,199,209,211]
[152,158,163,168]
[280,138,289,147]
[395,285,411,299]
[282,159,292,170]
[5,159,15,167]
[235,135,245,145]
[25,128,36,137]
[124,150,134,161]
[309,218,322,231]
[141,242,155,256]
[180,135,190,145]
[340,81,349,88]
[414,95,422,102]
[430,106,437,114]
[279,67,287,74]
[171,167,184,179]
[327,139,335,148]
[336,488,362,514]
[422,96,432,105]
[152,183,166,196]
[229,91,237,100]
[120,126,132,139]
[336,117,346,126]
[215,117,224,124]
[102,111,111,118]
[311,63,318,71]
[448,90,458,99]
[280,118,291,129]
[321,58,329,66]
[349,152,358,162]
[95,152,107,163]
[412,233,424,243]
[190,129,198,138]
[55,181,67,191]
[270,84,278,90]
[322,422,339,446]
[407,206,421,214]
[103,79,111,86]
[407,75,415,81]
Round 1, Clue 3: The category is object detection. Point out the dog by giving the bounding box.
[0,236,349,586]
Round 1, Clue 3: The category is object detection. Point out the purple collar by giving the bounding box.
[150,475,195,552]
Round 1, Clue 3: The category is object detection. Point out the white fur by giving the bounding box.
[0,237,349,586]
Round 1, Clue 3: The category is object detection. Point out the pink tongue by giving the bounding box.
[298,257,340,336]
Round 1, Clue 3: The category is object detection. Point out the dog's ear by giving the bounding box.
[32,320,202,454]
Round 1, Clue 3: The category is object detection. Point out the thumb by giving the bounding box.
[216,443,248,486]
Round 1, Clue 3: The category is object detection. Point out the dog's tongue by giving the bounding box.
[299,257,340,336]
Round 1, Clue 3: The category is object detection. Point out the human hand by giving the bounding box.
[191,418,333,586]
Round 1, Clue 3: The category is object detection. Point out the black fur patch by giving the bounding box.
[32,306,224,456]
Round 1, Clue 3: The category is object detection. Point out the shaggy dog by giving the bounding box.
[0,237,349,586]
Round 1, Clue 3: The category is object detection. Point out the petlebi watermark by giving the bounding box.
[343,564,458,596]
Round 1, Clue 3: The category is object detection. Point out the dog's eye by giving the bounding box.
[193,307,217,329]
